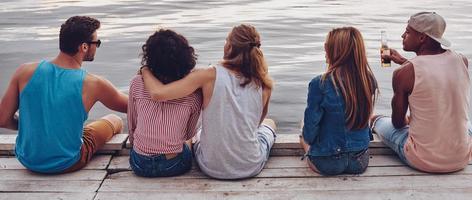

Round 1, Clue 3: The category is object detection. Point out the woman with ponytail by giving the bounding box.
[300,27,379,175]
[141,24,276,179]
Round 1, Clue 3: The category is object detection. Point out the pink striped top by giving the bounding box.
[127,75,202,155]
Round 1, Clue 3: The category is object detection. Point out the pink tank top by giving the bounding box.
[405,50,472,172]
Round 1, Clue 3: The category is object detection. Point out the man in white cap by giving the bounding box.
[371,12,471,173]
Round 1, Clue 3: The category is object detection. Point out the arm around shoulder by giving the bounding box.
[142,66,214,101]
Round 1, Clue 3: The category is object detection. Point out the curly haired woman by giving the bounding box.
[127,29,202,177]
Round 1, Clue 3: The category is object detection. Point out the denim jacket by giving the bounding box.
[303,75,370,156]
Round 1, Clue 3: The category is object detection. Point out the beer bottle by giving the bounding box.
[381,30,391,67]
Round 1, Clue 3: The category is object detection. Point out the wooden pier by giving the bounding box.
[1,133,471,200]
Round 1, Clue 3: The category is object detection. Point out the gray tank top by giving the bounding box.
[195,65,265,179]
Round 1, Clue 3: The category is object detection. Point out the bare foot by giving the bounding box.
[101,114,123,135]
[262,118,277,131]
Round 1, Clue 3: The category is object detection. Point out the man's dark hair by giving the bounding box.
[141,29,197,84]
[59,16,100,55]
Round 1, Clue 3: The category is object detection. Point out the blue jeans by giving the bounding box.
[372,117,472,168]
[371,117,410,165]
[129,144,192,177]
[308,148,369,176]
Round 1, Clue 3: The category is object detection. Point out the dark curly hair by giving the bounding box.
[141,29,197,84]
[59,16,100,55]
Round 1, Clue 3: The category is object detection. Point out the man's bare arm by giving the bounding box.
[0,66,22,130]
[91,75,128,113]
[391,62,414,129]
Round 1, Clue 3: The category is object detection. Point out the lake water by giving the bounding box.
[1,0,471,134]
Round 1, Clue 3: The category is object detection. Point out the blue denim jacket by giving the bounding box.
[303,75,370,156]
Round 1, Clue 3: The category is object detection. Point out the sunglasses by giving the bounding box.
[86,39,101,48]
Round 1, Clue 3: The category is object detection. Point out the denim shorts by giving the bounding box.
[308,148,369,176]
[129,143,192,177]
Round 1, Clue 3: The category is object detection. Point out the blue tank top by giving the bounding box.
[16,60,88,173]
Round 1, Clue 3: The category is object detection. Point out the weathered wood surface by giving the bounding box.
[0,155,112,170]
[0,193,95,200]
[95,189,472,200]
[0,134,128,152]
[0,169,107,181]
[0,180,102,192]
[99,174,472,192]
[107,155,472,178]
[107,154,406,172]
[125,134,386,149]
[1,153,471,199]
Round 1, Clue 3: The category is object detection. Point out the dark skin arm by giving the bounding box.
[391,62,415,128]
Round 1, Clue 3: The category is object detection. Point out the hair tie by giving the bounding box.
[249,42,261,48]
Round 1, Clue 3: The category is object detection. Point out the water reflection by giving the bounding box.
[0,0,471,134]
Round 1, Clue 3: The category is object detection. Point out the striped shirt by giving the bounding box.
[127,75,202,155]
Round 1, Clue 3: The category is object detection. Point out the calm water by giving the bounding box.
[1,0,471,134]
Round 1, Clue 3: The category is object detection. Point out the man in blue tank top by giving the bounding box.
[0,16,128,173]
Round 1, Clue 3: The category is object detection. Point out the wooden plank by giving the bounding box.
[126,138,131,149]
[0,155,111,170]
[108,156,199,173]
[257,165,472,178]
[0,134,15,151]
[107,155,406,173]
[104,163,472,182]
[100,173,472,192]
[0,180,101,192]
[0,193,95,200]
[0,169,106,181]
[107,171,206,180]
[100,134,128,151]
[125,134,385,150]
[108,156,130,172]
[95,192,218,200]
[274,134,386,149]
[0,134,127,151]
[95,189,472,200]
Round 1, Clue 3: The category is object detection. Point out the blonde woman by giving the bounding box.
[300,27,378,175]
[141,24,276,179]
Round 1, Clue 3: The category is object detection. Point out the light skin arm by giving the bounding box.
[460,55,468,68]
[88,75,128,113]
[391,62,414,129]
[260,87,272,124]
[0,67,21,130]
[141,67,210,101]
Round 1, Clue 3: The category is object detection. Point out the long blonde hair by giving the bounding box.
[221,24,273,89]
[323,27,378,130]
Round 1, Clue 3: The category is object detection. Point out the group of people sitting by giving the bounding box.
[0,11,470,179]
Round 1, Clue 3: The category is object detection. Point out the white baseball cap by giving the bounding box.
[408,12,451,47]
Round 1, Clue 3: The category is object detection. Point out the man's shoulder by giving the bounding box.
[393,61,414,79]
[15,62,40,83]
[84,73,107,84]
[17,62,39,75]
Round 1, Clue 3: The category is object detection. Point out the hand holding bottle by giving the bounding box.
[382,49,408,65]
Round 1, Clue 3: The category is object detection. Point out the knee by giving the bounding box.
[101,114,123,134]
